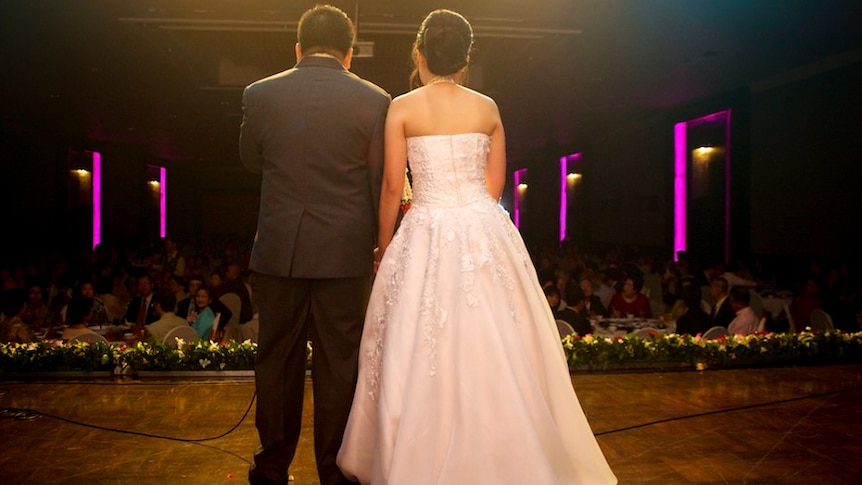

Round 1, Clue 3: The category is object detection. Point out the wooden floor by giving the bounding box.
[1,364,861,484]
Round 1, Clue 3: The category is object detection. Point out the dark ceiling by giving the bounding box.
[3,0,862,166]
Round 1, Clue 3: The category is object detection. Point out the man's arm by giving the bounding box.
[239,86,263,174]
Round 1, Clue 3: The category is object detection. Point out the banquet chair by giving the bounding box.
[748,290,764,319]
[219,293,242,341]
[556,319,576,338]
[163,325,199,345]
[239,316,259,343]
[702,326,728,340]
[756,316,768,332]
[68,332,108,344]
[631,327,662,340]
[809,309,834,332]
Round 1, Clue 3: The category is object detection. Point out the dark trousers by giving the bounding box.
[253,273,370,485]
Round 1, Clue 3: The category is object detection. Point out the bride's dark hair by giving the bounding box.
[409,9,474,88]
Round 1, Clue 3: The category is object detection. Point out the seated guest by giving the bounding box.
[1,289,32,343]
[177,275,232,331]
[166,275,187,307]
[123,274,158,326]
[789,277,822,332]
[61,281,108,325]
[594,269,618,310]
[61,296,100,342]
[674,285,713,336]
[146,290,189,344]
[176,275,205,321]
[190,286,219,340]
[20,282,54,334]
[727,286,759,335]
[608,276,652,319]
[578,277,609,318]
[558,286,594,336]
[225,262,254,324]
[663,276,697,323]
[708,276,735,328]
[209,267,227,300]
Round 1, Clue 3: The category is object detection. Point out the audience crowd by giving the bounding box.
[0,235,255,344]
[2,235,861,345]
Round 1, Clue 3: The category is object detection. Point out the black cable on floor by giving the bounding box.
[594,385,862,436]
[0,391,257,443]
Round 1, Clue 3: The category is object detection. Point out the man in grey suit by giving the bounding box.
[239,6,390,485]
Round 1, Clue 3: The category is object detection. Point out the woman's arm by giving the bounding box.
[375,99,408,265]
[484,103,506,201]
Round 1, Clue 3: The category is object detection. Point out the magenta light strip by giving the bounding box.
[723,110,732,264]
[673,122,687,260]
[159,166,167,238]
[513,168,527,229]
[674,109,732,262]
[91,151,102,249]
[560,157,567,242]
[559,153,581,243]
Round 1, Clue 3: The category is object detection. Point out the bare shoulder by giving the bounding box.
[460,86,499,109]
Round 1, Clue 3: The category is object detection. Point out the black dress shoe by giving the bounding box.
[248,466,288,485]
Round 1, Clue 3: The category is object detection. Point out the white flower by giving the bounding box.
[199,358,211,368]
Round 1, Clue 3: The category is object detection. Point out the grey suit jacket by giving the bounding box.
[240,56,390,279]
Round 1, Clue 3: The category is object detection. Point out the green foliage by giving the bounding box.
[2,331,860,374]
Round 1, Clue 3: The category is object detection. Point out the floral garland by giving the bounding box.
[400,168,413,212]
[1,330,860,374]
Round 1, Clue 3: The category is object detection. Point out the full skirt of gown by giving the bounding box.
[337,133,616,484]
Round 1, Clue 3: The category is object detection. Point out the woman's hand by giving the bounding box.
[373,247,385,273]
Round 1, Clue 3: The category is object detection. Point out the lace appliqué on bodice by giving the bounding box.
[363,133,533,400]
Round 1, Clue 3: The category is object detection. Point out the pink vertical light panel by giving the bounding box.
[673,122,687,259]
[723,111,732,265]
[513,168,527,229]
[674,109,731,262]
[91,151,102,249]
[159,166,167,238]
[559,153,581,243]
[559,157,567,243]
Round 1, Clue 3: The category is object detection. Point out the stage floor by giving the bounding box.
[1,364,861,484]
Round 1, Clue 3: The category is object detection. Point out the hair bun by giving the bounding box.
[422,26,468,75]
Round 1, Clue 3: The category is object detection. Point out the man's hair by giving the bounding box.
[710,276,729,294]
[297,5,354,58]
[153,289,177,312]
[729,286,750,306]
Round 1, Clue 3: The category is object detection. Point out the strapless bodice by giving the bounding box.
[406,133,491,208]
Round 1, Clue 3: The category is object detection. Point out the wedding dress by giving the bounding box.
[337,133,617,485]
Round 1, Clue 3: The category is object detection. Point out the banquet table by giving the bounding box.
[590,318,675,339]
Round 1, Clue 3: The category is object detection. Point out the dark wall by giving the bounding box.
[583,115,672,250]
[4,61,861,264]
[749,62,862,260]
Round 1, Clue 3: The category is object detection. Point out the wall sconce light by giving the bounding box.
[513,168,528,229]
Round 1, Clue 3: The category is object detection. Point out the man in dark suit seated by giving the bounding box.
[675,285,713,336]
[545,285,592,336]
[123,274,158,326]
[708,276,735,328]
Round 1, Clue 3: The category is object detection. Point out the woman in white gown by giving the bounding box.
[337,9,617,485]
